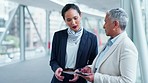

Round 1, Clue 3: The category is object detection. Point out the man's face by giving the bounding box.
[64,9,81,32]
[103,14,115,37]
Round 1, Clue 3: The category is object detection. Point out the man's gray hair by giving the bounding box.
[107,8,129,30]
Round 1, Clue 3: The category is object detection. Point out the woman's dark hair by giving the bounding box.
[61,3,81,20]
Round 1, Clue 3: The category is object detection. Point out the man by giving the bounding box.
[78,8,138,83]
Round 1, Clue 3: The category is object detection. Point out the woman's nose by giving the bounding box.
[71,19,76,25]
[103,24,105,29]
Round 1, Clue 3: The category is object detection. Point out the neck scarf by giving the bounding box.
[67,27,83,44]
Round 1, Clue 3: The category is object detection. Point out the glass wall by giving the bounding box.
[0,0,105,66]
[0,1,19,65]
[0,1,47,65]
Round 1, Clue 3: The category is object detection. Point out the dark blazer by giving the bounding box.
[50,28,98,83]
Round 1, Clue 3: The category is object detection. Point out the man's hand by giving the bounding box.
[55,68,64,81]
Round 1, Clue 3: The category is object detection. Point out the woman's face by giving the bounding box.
[64,8,81,32]
[103,14,115,37]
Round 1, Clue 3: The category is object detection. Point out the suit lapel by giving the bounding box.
[97,32,127,69]
[75,29,88,68]
[60,30,68,68]
[97,44,118,69]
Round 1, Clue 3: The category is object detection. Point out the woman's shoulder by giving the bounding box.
[55,28,68,35]
[83,29,97,37]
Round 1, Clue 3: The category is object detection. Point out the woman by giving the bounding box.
[79,8,138,83]
[50,3,98,83]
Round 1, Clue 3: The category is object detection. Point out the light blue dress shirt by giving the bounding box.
[95,35,119,69]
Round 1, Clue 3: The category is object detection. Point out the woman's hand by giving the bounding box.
[78,66,94,82]
[80,73,94,82]
[81,66,92,73]
[69,69,79,82]
[55,68,64,81]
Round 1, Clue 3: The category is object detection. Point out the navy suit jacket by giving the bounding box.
[50,28,98,83]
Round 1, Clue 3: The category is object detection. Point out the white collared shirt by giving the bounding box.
[65,27,83,68]
[94,32,123,69]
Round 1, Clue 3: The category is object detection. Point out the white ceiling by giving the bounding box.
[9,0,120,17]
[9,0,64,11]
[78,0,120,12]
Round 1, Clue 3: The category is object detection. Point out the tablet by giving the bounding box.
[62,71,75,75]
[75,71,89,76]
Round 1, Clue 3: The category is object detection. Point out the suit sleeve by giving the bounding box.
[50,32,60,72]
[93,41,138,83]
[88,35,98,65]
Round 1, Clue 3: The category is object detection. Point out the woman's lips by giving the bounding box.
[72,26,77,29]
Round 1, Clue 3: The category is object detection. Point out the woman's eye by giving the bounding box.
[74,17,78,20]
[66,19,71,22]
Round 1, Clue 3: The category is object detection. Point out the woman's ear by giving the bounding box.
[113,20,120,31]
[114,20,119,27]
[79,13,82,19]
